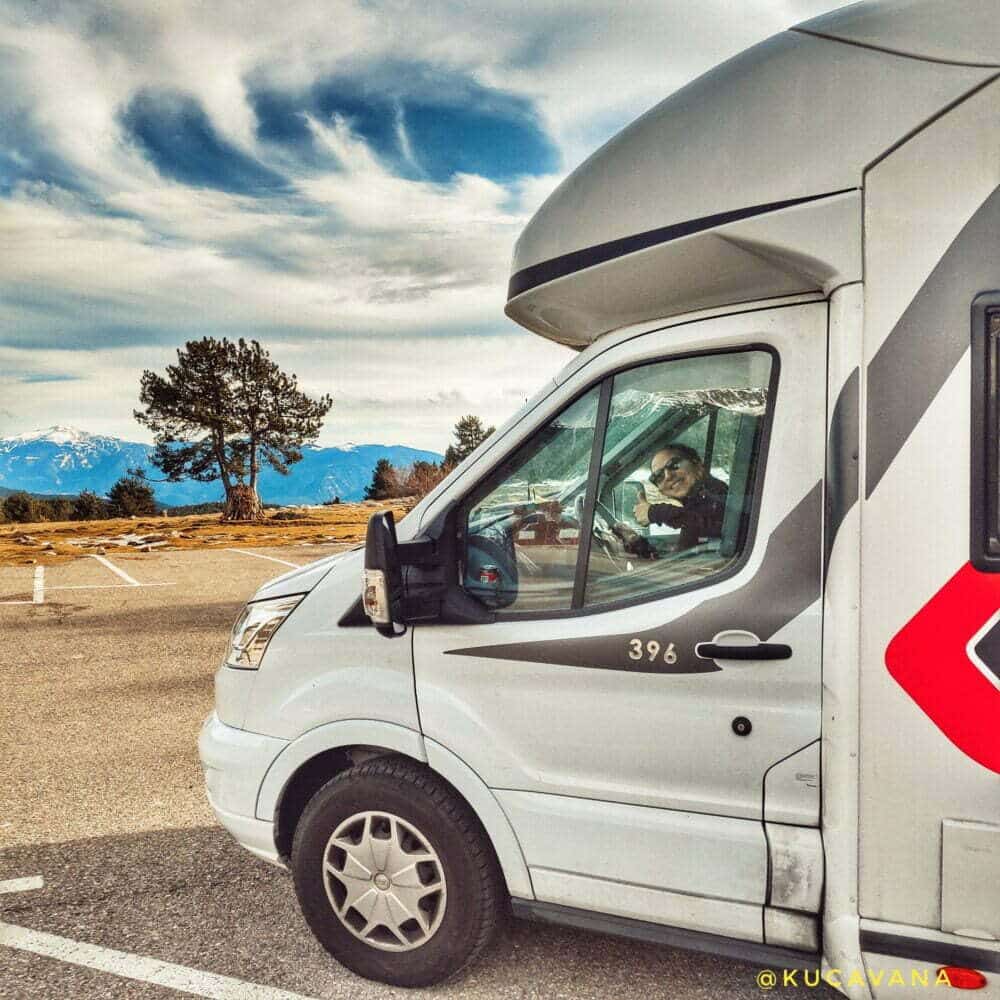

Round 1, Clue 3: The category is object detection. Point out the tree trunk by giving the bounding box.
[224,483,264,522]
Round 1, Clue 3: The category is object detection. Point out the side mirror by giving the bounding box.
[362,511,404,637]
[361,506,497,634]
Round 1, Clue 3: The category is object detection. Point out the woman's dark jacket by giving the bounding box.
[647,474,728,550]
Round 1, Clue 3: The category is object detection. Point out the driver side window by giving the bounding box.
[461,349,774,616]
[585,350,772,606]
[462,386,600,612]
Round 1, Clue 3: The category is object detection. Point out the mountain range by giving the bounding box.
[0,426,441,506]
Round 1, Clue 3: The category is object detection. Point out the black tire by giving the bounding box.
[291,755,505,988]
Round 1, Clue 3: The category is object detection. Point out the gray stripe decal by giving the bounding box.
[866,185,1000,498]
[446,482,822,674]
[507,189,855,300]
[861,929,1000,974]
[825,367,859,574]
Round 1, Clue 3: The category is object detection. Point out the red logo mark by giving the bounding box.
[885,562,1000,774]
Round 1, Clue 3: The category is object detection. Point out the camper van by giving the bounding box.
[199,0,1000,994]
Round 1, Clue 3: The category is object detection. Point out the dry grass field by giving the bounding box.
[0,499,413,566]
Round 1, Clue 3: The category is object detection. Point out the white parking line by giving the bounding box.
[0,921,321,1000]
[46,583,176,591]
[226,549,300,569]
[0,565,44,606]
[89,554,141,587]
[0,876,44,894]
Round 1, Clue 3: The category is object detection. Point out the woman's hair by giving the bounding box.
[656,442,703,467]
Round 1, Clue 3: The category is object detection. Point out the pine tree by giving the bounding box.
[135,337,332,521]
[364,459,400,500]
[72,490,108,521]
[107,475,158,518]
[443,415,495,469]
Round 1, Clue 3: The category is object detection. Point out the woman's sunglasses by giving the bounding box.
[650,457,685,486]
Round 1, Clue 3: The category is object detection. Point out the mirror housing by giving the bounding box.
[362,511,403,637]
[361,507,494,635]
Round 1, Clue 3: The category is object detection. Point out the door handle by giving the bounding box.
[695,642,792,661]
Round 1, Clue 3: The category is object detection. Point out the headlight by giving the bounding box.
[225,594,303,670]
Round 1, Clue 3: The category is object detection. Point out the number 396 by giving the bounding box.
[628,638,677,664]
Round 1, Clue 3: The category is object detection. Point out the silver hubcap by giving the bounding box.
[322,811,447,952]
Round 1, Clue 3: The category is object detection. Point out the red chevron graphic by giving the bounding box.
[885,562,1000,774]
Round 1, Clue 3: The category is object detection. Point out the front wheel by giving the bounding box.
[291,755,504,987]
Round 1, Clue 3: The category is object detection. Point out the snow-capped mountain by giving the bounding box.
[4,425,95,446]
[0,426,441,505]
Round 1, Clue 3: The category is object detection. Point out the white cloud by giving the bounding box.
[0,0,852,448]
[0,333,572,452]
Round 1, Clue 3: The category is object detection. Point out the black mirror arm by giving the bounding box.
[396,536,437,566]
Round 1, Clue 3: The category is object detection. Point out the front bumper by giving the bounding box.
[198,711,288,865]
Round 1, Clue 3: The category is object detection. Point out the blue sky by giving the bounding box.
[0,0,846,450]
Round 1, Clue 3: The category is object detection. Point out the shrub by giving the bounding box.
[72,491,109,521]
[2,491,40,523]
[399,460,447,498]
[42,498,74,521]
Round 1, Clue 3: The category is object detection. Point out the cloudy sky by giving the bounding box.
[0,0,847,451]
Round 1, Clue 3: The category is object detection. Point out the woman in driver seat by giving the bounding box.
[633,443,728,550]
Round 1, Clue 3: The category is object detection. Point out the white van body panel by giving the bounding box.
[497,789,766,942]
[859,78,1000,932]
[821,282,868,997]
[242,548,420,740]
[763,740,820,826]
[766,823,824,914]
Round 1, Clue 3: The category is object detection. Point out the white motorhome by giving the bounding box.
[199,0,1000,993]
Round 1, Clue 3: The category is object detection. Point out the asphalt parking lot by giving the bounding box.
[0,546,830,999]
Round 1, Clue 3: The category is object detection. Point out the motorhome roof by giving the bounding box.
[506,0,1000,347]
[798,0,1000,67]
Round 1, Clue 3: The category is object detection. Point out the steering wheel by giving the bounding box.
[594,497,618,524]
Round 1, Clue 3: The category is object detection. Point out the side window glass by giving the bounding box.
[462,387,600,612]
[584,350,773,607]
[971,294,1000,570]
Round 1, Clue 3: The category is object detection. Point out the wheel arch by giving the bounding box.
[260,719,533,900]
